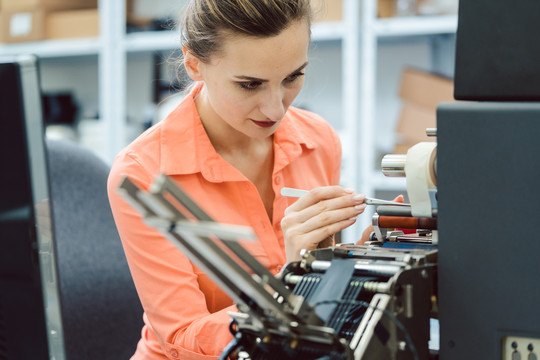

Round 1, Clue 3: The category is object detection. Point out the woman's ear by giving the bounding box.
[183,46,204,81]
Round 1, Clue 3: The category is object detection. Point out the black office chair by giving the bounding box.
[46,139,143,360]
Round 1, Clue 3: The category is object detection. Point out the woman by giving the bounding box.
[107,1,369,359]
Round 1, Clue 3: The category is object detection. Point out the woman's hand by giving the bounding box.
[281,186,368,262]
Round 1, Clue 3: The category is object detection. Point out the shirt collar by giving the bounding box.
[160,84,315,181]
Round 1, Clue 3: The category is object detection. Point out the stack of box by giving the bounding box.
[378,0,398,18]
[126,0,190,28]
[0,0,98,43]
[311,0,343,23]
[378,0,459,18]
[393,68,454,154]
[125,0,343,28]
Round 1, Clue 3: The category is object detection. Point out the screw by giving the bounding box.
[398,341,407,351]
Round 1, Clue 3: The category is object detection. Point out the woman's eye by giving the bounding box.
[238,81,262,91]
[285,72,304,83]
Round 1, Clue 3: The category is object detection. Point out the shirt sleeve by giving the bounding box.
[107,154,235,360]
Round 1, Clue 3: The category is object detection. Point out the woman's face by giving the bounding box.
[191,20,310,141]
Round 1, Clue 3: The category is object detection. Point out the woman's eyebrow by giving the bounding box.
[233,61,309,82]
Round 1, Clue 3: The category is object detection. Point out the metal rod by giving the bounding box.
[381,154,407,178]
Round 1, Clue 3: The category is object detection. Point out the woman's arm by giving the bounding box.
[107,158,234,360]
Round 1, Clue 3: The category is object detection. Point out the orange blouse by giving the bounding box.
[107,85,342,360]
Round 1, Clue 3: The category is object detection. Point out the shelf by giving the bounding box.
[0,20,344,59]
[0,37,101,58]
[124,30,180,52]
[124,21,344,53]
[374,14,458,38]
[311,22,345,41]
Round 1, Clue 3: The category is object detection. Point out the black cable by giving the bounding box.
[313,299,419,360]
[218,334,241,360]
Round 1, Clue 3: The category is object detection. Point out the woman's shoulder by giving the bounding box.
[113,96,193,172]
[108,122,163,189]
[117,122,162,163]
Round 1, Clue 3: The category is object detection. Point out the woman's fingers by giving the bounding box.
[281,197,365,242]
[284,217,358,261]
[284,186,353,212]
[358,225,374,245]
[293,202,365,234]
[282,185,372,261]
[284,187,367,224]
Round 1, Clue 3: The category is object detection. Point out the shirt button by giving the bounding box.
[170,349,178,358]
[275,176,281,185]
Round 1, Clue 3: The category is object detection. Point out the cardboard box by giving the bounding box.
[0,9,44,43]
[395,102,437,145]
[0,6,98,43]
[1,0,97,11]
[127,0,343,27]
[311,0,342,22]
[378,0,397,18]
[399,68,454,109]
[417,0,459,15]
[393,68,454,153]
[45,8,98,39]
[126,0,188,27]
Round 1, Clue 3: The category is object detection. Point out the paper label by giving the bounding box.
[10,13,33,37]
[405,142,437,217]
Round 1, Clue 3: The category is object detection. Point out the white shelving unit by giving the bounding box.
[374,14,457,37]
[0,0,457,243]
[0,38,101,58]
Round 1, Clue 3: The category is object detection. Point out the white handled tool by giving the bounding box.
[280,187,410,207]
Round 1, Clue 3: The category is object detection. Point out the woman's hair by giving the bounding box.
[180,0,313,63]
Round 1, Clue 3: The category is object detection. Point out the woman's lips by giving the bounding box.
[251,119,277,128]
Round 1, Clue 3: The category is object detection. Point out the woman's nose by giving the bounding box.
[259,88,286,122]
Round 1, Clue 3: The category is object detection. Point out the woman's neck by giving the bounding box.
[194,85,271,155]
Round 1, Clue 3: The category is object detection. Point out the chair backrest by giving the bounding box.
[46,139,143,360]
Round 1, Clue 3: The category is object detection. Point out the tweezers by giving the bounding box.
[280,187,410,207]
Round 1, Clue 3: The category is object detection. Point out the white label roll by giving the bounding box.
[405,142,437,217]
